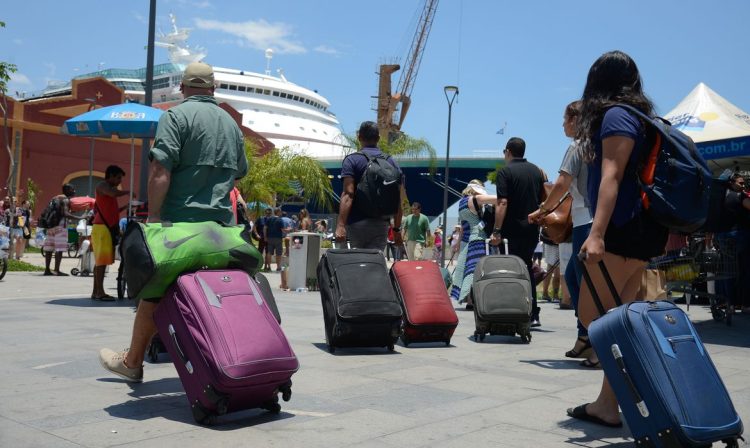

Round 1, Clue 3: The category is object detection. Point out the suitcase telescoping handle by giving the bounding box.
[577,252,623,317]
[611,344,650,418]
[168,324,194,375]
[333,240,351,249]
[484,238,509,255]
[579,254,649,418]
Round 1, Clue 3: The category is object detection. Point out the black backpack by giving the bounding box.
[352,151,402,218]
[39,197,63,229]
[472,196,495,239]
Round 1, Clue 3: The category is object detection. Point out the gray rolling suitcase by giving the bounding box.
[471,245,533,343]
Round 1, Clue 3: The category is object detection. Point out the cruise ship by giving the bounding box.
[23,15,501,216]
[31,15,350,160]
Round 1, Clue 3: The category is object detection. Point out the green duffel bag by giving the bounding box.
[121,221,262,300]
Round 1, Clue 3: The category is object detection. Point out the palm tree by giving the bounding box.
[237,139,334,214]
[343,132,436,170]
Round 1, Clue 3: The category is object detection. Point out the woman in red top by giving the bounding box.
[91,165,129,300]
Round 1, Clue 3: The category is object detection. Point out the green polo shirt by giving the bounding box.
[404,213,430,244]
[149,95,248,224]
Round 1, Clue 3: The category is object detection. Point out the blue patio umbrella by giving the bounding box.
[63,103,163,215]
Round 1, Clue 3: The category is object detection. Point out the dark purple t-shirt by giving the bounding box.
[341,147,403,224]
[587,106,645,227]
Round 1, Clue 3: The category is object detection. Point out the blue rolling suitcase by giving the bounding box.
[583,260,743,447]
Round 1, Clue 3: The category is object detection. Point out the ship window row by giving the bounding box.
[218,83,327,111]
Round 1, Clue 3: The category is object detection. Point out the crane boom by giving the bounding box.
[375,0,439,142]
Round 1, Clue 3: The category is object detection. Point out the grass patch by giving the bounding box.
[25,246,42,254]
[7,259,46,272]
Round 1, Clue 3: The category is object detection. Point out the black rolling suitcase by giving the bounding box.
[471,240,533,343]
[317,248,402,353]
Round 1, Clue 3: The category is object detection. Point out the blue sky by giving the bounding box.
[4,0,750,177]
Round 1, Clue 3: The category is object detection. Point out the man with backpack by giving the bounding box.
[489,137,546,327]
[336,121,404,251]
[40,183,80,276]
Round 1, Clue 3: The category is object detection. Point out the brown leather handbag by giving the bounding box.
[541,191,573,244]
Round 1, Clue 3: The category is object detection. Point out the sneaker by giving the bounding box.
[530,318,541,328]
[99,348,143,383]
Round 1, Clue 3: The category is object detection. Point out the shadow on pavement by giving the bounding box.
[311,342,401,356]
[46,297,135,308]
[102,377,296,429]
[465,335,529,345]
[519,359,595,370]
[693,313,750,348]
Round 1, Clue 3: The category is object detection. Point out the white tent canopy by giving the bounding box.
[664,82,750,174]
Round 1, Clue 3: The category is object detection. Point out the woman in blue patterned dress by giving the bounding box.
[450,180,497,309]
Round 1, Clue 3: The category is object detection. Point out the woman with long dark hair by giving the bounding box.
[566,50,668,428]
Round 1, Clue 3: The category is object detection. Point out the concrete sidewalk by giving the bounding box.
[1,267,748,447]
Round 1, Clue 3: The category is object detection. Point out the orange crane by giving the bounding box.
[375,0,439,142]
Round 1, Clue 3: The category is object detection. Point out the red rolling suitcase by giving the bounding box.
[390,261,459,346]
[153,270,299,425]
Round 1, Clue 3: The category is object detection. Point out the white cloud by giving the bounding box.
[9,72,31,85]
[194,18,306,54]
[12,38,22,45]
[132,11,148,24]
[314,45,341,57]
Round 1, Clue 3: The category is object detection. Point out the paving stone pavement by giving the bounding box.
[1,257,748,447]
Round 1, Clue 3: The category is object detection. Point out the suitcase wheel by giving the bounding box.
[387,343,395,352]
[192,401,216,425]
[71,268,79,276]
[401,335,410,347]
[327,344,335,354]
[445,340,450,347]
[147,343,158,363]
[280,381,293,402]
[473,332,485,342]
[520,333,531,344]
[263,397,282,414]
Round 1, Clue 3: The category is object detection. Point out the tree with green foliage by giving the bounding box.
[1,21,19,202]
[236,139,334,214]
[343,132,436,171]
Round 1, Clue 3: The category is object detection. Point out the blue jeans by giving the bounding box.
[564,223,592,336]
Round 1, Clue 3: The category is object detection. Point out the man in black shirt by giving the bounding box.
[490,137,546,326]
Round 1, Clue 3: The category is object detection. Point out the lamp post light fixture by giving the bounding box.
[441,85,459,268]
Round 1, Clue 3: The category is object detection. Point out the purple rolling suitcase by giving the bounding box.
[583,260,743,447]
[153,270,299,424]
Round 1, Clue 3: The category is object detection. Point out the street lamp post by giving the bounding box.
[441,85,459,268]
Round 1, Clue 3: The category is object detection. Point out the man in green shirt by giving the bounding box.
[403,202,431,260]
[99,62,248,383]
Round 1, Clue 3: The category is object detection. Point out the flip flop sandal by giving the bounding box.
[580,358,601,368]
[567,403,623,428]
[565,336,592,358]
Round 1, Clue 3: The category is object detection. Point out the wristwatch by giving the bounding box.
[492,228,502,236]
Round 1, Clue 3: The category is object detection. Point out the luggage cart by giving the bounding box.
[651,234,738,325]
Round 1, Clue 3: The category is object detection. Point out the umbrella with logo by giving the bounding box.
[63,103,163,216]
